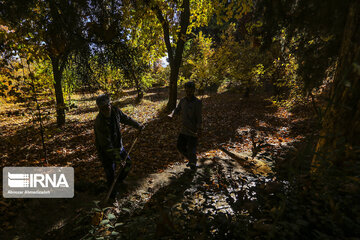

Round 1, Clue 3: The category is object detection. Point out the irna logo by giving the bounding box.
[3,167,74,198]
[8,172,69,188]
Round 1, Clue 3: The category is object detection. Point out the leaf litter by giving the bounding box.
[0,87,315,239]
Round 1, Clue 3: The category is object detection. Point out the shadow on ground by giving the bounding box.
[0,87,317,239]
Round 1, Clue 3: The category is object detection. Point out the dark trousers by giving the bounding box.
[101,147,131,188]
[177,133,198,164]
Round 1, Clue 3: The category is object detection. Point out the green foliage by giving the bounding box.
[1,0,90,125]
[188,0,215,33]
[256,0,351,93]
[181,31,216,91]
[0,58,54,103]
[62,64,77,104]
[33,60,54,97]
[154,65,170,86]
[140,72,157,89]
[211,24,267,92]
[0,68,24,102]
[89,57,126,96]
[213,0,253,25]
[267,52,305,109]
[122,1,166,69]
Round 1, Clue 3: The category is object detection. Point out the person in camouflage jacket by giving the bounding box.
[94,94,143,195]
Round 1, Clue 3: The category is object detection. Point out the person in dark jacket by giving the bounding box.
[168,81,202,170]
[94,94,143,196]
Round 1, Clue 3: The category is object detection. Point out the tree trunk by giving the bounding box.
[167,61,180,110]
[51,57,66,126]
[132,72,143,102]
[312,1,360,170]
[166,0,190,111]
[147,0,190,111]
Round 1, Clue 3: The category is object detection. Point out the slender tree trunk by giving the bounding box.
[125,54,143,102]
[166,0,190,111]
[312,0,360,170]
[132,72,143,102]
[146,0,190,111]
[22,60,48,163]
[51,57,66,126]
[30,74,48,165]
[167,62,179,110]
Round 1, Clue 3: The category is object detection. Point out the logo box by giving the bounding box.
[3,167,74,198]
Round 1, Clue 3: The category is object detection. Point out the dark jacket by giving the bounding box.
[173,96,202,137]
[94,106,141,161]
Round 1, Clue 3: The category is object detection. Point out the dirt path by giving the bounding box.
[109,152,270,239]
[45,147,276,239]
[0,88,314,239]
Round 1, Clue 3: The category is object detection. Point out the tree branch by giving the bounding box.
[144,0,174,65]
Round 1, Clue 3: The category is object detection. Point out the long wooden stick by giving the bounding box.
[103,132,140,203]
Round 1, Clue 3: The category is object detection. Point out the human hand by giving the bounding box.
[167,112,174,118]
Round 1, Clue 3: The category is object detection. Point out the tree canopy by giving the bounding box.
[1,1,360,238]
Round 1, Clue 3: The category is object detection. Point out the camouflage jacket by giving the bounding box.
[94,106,141,162]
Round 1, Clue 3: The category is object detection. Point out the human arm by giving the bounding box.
[168,99,182,118]
[117,108,143,130]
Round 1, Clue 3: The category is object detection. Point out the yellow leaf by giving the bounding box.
[92,212,104,226]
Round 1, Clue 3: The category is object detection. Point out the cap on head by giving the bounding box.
[96,94,110,107]
[184,81,195,89]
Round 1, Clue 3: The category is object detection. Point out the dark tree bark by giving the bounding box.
[131,70,143,102]
[51,56,66,126]
[313,0,360,169]
[167,0,190,110]
[148,0,190,111]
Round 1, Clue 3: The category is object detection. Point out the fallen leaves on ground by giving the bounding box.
[0,87,316,238]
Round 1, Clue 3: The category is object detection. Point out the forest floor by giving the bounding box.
[0,86,317,239]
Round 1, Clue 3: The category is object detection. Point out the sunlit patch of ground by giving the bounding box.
[0,87,316,239]
[83,146,276,239]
